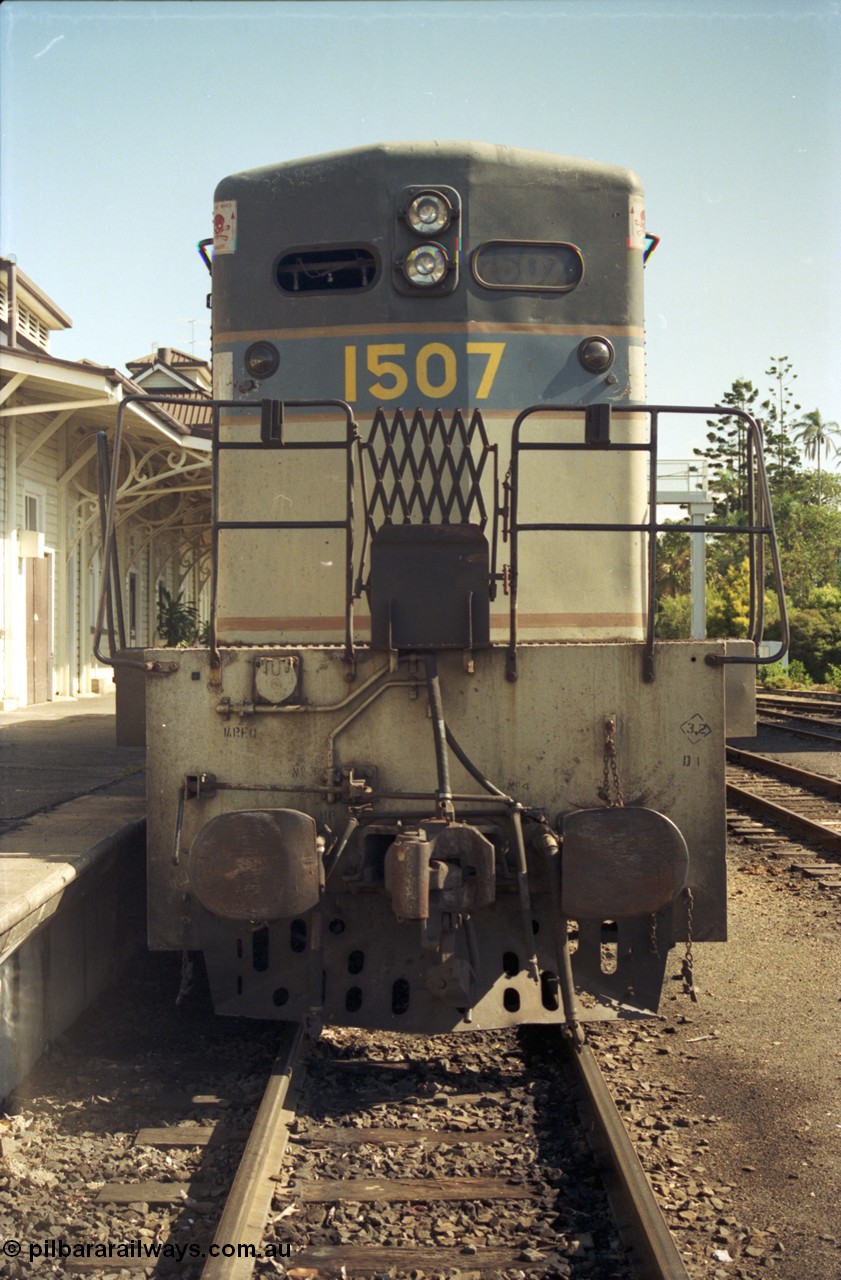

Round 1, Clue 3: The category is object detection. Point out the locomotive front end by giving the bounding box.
[140,143,779,1032]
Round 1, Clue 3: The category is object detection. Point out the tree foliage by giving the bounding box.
[666,359,841,678]
[694,379,758,518]
[793,409,841,505]
[760,355,802,486]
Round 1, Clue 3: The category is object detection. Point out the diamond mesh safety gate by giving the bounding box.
[360,407,496,534]
[358,407,499,651]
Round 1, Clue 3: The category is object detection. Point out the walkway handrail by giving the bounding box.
[506,403,789,681]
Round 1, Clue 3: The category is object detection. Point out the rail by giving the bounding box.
[201,1015,686,1280]
[726,759,841,854]
[754,693,841,746]
[569,1035,691,1279]
[201,1023,308,1280]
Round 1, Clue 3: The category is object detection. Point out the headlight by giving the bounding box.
[403,243,449,288]
[244,341,280,380]
[406,190,452,236]
[578,336,615,374]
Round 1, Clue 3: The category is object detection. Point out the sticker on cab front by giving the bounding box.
[213,200,237,254]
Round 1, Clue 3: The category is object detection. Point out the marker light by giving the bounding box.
[578,336,615,374]
[403,243,449,288]
[244,341,280,380]
[406,191,452,236]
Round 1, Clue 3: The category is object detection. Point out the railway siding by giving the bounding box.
[726,745,841,891]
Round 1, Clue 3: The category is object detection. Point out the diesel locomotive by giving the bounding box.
[101,142,786,1033]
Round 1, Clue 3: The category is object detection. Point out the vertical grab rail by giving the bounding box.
[643,411,660,682]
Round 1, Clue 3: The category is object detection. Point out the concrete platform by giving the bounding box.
[0,693,145,832]
[0,694,147,1102]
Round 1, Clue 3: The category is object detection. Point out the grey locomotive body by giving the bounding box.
[136,143,780,1032]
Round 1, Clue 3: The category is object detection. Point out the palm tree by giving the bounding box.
[793,410,841,504]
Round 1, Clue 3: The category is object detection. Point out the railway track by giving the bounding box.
[755,690,841,745]
[756,689,841,713]
[726,747,841,891]
[197,1022,691,1280]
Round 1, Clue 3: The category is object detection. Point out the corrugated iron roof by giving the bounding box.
[0,346,204,441]
[157,391,214,437]
[126,346,209,374]
[124,347,213,438]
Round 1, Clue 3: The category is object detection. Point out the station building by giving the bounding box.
[0,259,211,709]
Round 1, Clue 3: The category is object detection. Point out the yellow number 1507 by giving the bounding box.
[344,342,506,402]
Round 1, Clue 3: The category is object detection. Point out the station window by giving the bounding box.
[24,491,43,532]
[276,246,378,294]
[472,240,584,293]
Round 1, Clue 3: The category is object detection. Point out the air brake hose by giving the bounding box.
[444,725,512,802]
[423,654,453,817]
[423,655,538,982]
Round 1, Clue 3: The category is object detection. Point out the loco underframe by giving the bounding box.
[145,639,748,1031]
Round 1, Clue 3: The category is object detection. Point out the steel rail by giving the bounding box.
[755,711,841,746]
[726,746,841,799]
[568,1036,691,1280]
[201,1023,308,1280]
[726,781,841,854]
[756,691,841,711]
[758,706,841,729]
[203,1012,686,1278]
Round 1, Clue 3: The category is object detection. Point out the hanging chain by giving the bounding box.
[648,911,661,957]
[600,717,694,988]
[602,716,625,808]
[680,887,698,1002]
[175,950,194,1006]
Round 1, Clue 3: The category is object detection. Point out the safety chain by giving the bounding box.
[680,887,698,1002]
[175,950,194,1006]
[648,911,661,958]
[602,716,625,808]
[601,717,697,994]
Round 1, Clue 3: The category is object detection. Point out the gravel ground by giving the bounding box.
[592,835,840,1280]
[730,722,841,781]
[0,955,281,1279]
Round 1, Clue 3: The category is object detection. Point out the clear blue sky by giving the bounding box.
[2,0,839,460]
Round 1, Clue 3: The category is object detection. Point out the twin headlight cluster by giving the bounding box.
[396,185,460,295]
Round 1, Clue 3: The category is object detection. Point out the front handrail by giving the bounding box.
[96,396,789,685]
[211,398,358,673]
[93,395,358,675]
[94,393,217,674]
[506,403,789,682]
